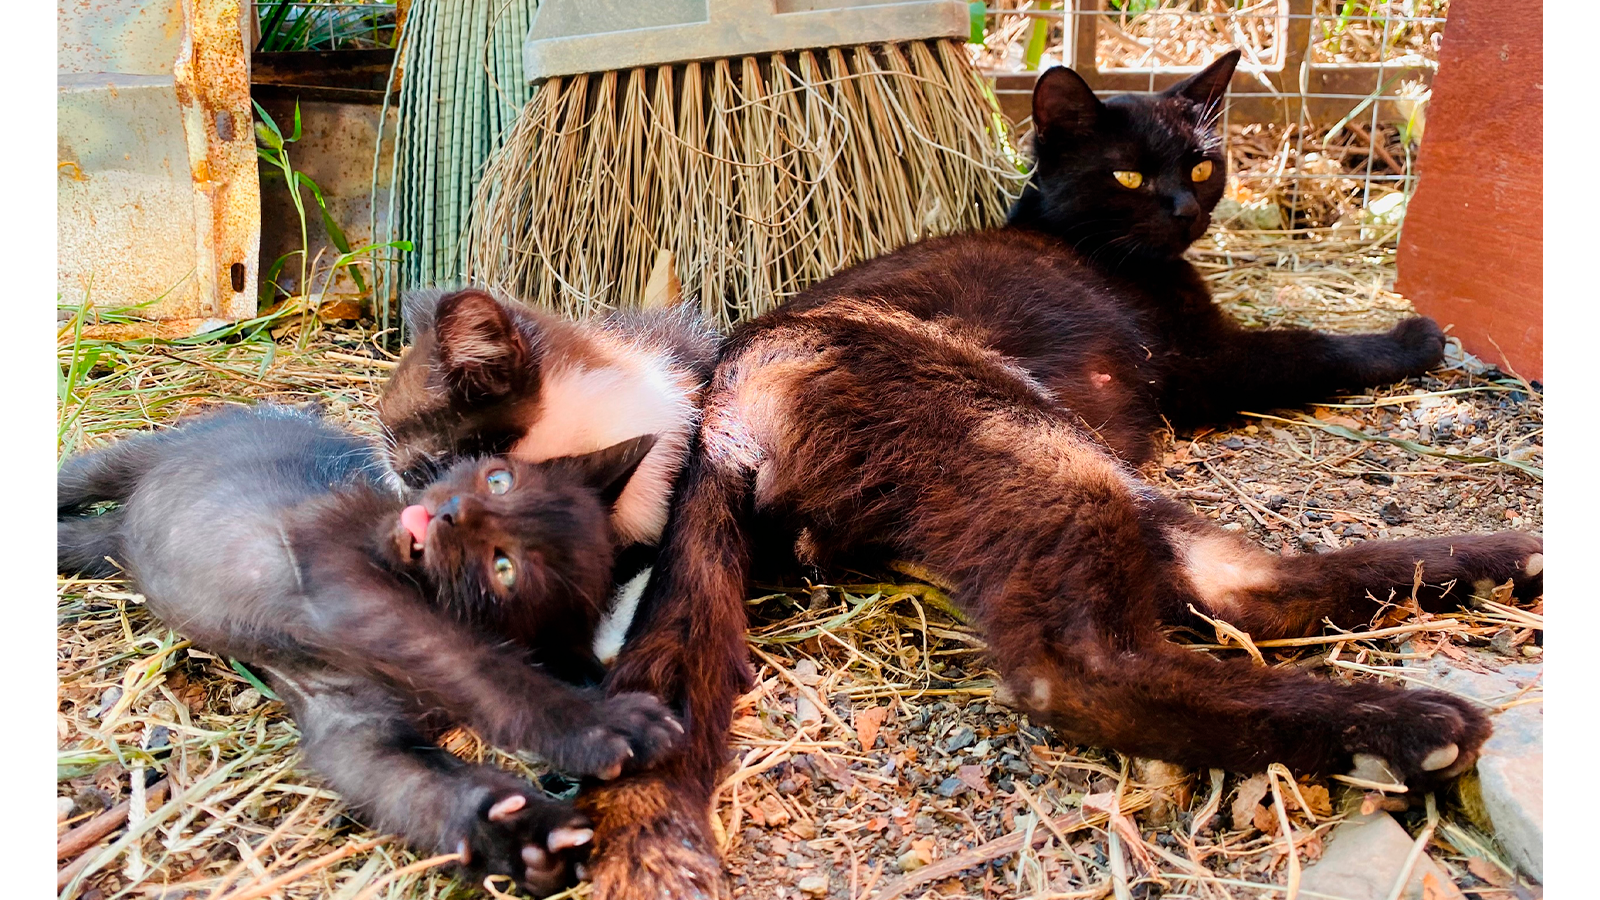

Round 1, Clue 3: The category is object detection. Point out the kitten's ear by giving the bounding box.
[1164,49,1240,118]
[432,290,532,402]
[400,286,453,335]
[1032,66,1101,137]
[565,435,657,509]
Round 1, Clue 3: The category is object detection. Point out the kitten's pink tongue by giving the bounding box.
[400,505,432,546]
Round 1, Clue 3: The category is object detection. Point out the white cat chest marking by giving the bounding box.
[593,568,650,666]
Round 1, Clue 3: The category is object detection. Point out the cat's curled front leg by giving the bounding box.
[539,689,687,781]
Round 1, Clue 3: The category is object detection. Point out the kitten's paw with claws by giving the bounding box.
[457,789,594,897]
[550,692,685,780]
[1341,688,1491,785]
[1386,316,1447,375]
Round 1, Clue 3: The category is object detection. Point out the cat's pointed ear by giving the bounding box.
[432,289,533,402]
[566,435,657,509]
[1032,66,1101,138]
[1164,49,1240,118]
[400,286,453,335]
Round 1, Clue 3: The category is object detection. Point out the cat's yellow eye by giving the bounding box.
[486,469,513,494]
[1113,170,1143,190]
[493,553,516,588]
[1190,160,1214,182]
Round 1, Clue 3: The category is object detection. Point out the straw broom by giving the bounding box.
[460,16,1028,328]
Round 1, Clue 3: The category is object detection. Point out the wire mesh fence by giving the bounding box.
[970,0,1447,240]
[255,1,400,52]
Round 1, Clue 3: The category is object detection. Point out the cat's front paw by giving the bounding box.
[1386,316,1446,375]
[550,692,685,780]
[458,788,593,897]
[1341,688,1491,785]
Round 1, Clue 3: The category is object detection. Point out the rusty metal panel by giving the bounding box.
[57,0,258,329]
[58,0,186,76]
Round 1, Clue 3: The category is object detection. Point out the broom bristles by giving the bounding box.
[464,39,1029,328]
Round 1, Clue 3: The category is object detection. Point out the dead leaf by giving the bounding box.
[1421,869,1464,900]
[854,705,889,751]
[755,794,790,827]
[811,754,856,791]
[1290,783,1332,817]
[1313,409,1364,430]
[1466,857,1512,887]
[1231,773,1271,831]
[956,765,990,795]
[1082,793,1157,875]
[908,836,936,868]
[1252,802,1277,834]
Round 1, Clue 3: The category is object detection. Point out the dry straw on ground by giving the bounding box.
[56,226,1542,899]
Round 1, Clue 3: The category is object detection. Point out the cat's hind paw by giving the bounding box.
[1342,688,1491,786]
[458,790,594,897]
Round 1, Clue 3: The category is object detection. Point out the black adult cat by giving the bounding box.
[542,50,1544,898]
[56,405,682,895]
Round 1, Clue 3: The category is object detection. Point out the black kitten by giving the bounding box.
[56,405,682,895]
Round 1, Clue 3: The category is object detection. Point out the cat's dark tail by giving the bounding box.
[58,433,164,576]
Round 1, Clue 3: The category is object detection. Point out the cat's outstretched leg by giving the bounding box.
[1141,497,1542,639]
[994,615,1488,784]
[1158,317,1446,426]
[58,511,127,578]
[579,449,758,900]
[271,667,593,897]
[952,457,1488,784]
[304,581,684,780]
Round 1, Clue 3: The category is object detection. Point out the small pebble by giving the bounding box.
[791,659,821,686]
[57,796,75,822]
[230,688,263,714]
[91,686,122,719]
[795,696,821,726]
[896,851,928,873]
[936,776,965,798]
[799,875,828,896]
[944,726,975,752]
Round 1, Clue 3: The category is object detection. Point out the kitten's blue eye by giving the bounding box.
[493,553,516,588]
[486,470,513,494]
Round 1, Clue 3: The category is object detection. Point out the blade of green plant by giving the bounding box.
[252,99,283,147]
[1023,10,1051,71]
[290,101,302,143]
[255,0,292,53]
[228,659,280,701]
[968,2,986,44]
[1242,411,1542,480]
